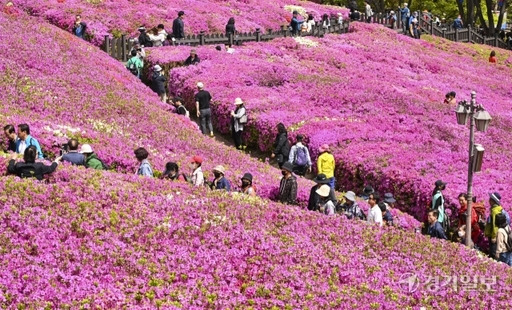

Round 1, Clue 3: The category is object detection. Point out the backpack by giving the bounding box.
[473,202,486,228]
[502,209,511,225]
[177,105,189,118]
[128,61,138,76]
[504,226,512,252]
[294,146,308,166]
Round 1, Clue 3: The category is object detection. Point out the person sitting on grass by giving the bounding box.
[7,146,60,180]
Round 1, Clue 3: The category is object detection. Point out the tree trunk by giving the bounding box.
[475,1,489,34]
[466,0,475,25]
[456,0,465,23]
[485,0,495,35]
[496,0,507,34]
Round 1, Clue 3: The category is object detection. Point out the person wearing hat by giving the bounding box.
[80,144,105,170]
[195,82,214,137]
[209,165,231,191]
[317,144,335,189]
[172,11,185,40]
[317,185,335,216]
[485,192,508,259]
[130,40,146,61]
[230,97,247,150]
[338,191,366,220]
[399,3,410,34]
[134,147,153,177]
[288,134,312,177]
[408,11,420,39]
[279,162,297,205]
[151,65,167,103]
[160,162,186,181]
[431,180,447,227]
[137,26,153,47]
[380,202,394,226]
[290,10,304,36]
[308,174,336,211]
[189,156,204,187]
[184,49,200,66]
[240,173,256,196]
[388,10,397,29]
[360,185,374,200]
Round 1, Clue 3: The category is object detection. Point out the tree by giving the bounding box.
[459,0,508,35]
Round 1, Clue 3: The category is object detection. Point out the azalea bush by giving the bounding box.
[159,23,512,220]
[11,0,348,45]
[0,165,511,308]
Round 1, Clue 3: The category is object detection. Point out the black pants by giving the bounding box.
[293,164,307,176]
[233,130,243,149]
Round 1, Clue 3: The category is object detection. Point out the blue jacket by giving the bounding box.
[137,159,153,177]
[215,177,231,191]
[400,7,410,21]
[16,135,44,159]
[428,222,447,240]
[62,151,85,166]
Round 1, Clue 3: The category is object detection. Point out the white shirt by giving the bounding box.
[18,139,27,154]
[191,167,204,187]
[368,205,383,227]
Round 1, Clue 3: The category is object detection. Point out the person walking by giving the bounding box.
[367,192,383,227]
[308,174,336,211]
[230,97,247,150]
[457,193,481,245]
[427,210,448,240]
[152,65,167,103]
[126,50,144,78]
[172,11,185,40]
[134,147,153,177]
[290,11,304,36]
[288,134,312,176]
[317,144,335,189]
[271,123,291,169]
[431,180,447,230]
[495,213,512,266]
[485,192,505,259]
[364,1,373,23]
[279,162,297,205]
[399,3,410,33]
[80,144,105,170]
[7,146,60,180]
[225,17,236,39]
[195,82,214,137]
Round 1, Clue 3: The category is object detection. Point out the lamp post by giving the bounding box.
[455,91,491,247]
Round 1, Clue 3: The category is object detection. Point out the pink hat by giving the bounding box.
[319,144,330,153]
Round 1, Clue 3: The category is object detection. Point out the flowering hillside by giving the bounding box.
[0,10,318,204]
[157,23,512,219]
[11,0,348,45]
[1,167,512,308]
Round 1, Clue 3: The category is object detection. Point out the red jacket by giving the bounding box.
[459,204,481,242]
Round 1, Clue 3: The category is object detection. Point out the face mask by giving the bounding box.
[242,181,250,187]
[281,171,287,176]
[458,231,464,237]
[214,172,221,178]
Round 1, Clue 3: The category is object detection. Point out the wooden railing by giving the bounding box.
[103,19,350,61]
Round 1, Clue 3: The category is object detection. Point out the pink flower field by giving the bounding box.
[11,0,348,45]
[149,23,512,220]
[1,7,512,309]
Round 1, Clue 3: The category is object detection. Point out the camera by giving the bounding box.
[59,144,69,156]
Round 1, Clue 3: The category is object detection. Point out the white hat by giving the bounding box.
[213,165,225,175]
[234,97,244,105]
[344,191,356,202]
[316,184,331,197]
[80,144,93,153]
[197,82,204,89]
[154,65,162,72]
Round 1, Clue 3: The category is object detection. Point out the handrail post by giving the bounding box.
[256,28,261,42]
[121,34,127,62]
[103,35,110,55]
[199,31,205,45]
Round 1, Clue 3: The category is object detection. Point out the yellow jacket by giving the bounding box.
[317,152,335,178]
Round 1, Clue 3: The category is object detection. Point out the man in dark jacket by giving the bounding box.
[62,139,85,166]
[427,210,447,240]
[7,146,60,180]
[279,162,297,205]
[3,124,18,152]
[137,26,153,47]
[308,174,336,211]
[290,11,303,36]
[172,11,185,40]
[152,65,167,102]
[184,50,200,66]
[271,123,290,168]
[72,15,87,39]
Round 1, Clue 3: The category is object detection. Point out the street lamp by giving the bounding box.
[454,91,492,247]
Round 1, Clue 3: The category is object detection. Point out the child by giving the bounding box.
[316,184,335,216]
[496,213,512,266]
[489,51,497,63]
